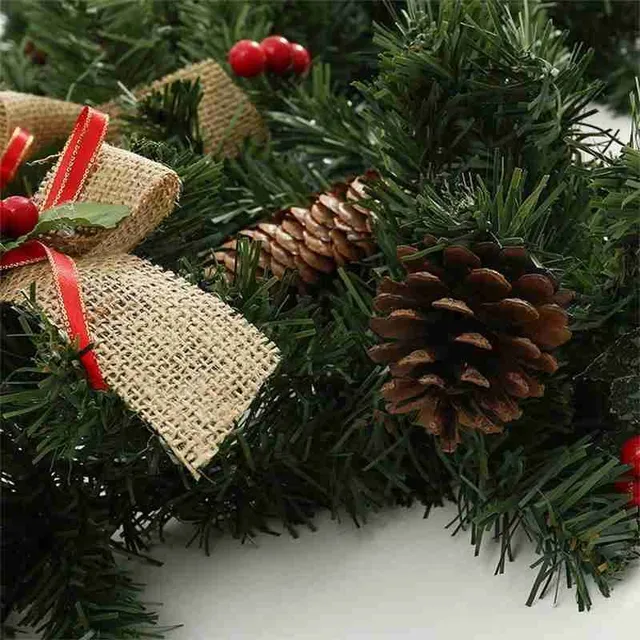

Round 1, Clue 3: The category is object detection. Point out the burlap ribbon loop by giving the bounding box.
[0,59,267,158]
[36,143,182,257]
[0,82,279,479]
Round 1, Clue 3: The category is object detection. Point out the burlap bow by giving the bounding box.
[0,66,278,479]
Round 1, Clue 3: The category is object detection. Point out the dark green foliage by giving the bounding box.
[1,250,452,637]
[0,0,386,102]
[446,432,639,610]
[2,425,165,639]
[584,134,640,307]
[357,0,603,187]
[153,247,451,543]
[129,138,224,268]
[320,0,639,610]
[122,79,207,153]
[549,0,640,113]
[177,0,393,100]
[1,0,639,637]
[578,329,640,428]
[1,305,180,638]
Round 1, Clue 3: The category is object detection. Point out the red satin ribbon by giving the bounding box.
[0,107,110,390]
[0,127,34,188]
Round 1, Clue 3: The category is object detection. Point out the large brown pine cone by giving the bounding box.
[213,173,377,283]
[368,238,574,452]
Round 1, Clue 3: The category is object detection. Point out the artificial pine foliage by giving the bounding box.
[1,1,639,638]
[548,0,640,113]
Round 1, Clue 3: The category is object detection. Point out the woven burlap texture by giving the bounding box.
[0,254,280,476]
[100,59,267,156]
[35,142,180,256]
[1,60,266,157]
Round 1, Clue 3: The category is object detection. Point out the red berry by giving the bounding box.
[24,41,46,65]
[260,35,292,74]
[616,477,640,507]
[620,435,640,477]
[228,40,266,78]
[0,207,9,237]
[615,477,634,494]
[291,43,311,75]
[633,480,640,507]
[614,476,640,507]
[0,196,39,238]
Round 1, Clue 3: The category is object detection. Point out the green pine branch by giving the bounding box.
[549,0,640,113]
[1,406,170,639]
[1,1,639,633]
[444,432,639,611]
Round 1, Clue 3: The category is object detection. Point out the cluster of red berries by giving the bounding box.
[0,196,39,239]
[228,36,311,78]
[615,435,640,507]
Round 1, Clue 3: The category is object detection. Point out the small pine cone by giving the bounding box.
[213,172,378,283]
[368,239,573,452]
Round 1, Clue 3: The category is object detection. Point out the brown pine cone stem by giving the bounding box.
[369,238,573,452]
[213,173,377,283]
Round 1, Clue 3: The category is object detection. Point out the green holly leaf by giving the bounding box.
[0,202,130,254]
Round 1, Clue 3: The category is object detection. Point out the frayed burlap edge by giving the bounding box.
[1,77,279,478]
[0,254,280,477]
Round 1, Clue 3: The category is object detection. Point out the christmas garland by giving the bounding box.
[1,1,639,637]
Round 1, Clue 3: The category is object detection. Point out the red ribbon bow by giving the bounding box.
[0,107,110,390]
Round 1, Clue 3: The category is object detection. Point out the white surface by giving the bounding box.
[127,505,640,640]
[581,108,633,156]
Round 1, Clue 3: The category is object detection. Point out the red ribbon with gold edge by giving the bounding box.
[0,127,34,188]
[0,107,109,390]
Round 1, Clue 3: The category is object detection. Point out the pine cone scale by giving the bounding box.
[454,332,493,350]
[432,298,475,317]
[464,268,512,300]
[281,217,305,240]
[310,201,337,228]
[368,341,421,364]
[304,231,334,257]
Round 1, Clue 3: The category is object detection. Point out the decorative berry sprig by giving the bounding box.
[228,36,311,78]
[615,435,640,507]
[1,195,131,253]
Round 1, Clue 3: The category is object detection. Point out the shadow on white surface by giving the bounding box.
[125,504,640,640]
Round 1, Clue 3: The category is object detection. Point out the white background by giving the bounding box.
[124,109,639,640]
